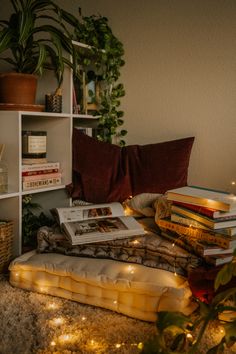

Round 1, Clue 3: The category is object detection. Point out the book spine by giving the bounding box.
[22,177,62,190]
[204,255,233,266]
[171,213,209,230]
[157,218,231,248]
[173,201,236,219]
[171,205,214,228]
[22,162,60,172]
[22,172,61,182]
[173,201,216,218]
[160,230,196,254]
[22,168,59,176]
[21,158,48,165]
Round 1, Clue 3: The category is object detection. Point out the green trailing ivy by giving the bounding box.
[65,11,127,145]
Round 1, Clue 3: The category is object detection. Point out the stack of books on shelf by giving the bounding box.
[22,162,62,191]
[157,186,236,266]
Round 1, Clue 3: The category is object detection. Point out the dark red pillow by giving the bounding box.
[126,137,195,195]
[72,128,131,203]
[71,128,194,203]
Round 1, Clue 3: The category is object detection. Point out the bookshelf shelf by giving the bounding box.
[0,42,98,256]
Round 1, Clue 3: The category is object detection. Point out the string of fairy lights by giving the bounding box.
[11,183,235,351]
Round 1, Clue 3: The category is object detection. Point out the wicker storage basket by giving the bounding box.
[0,220,13,273]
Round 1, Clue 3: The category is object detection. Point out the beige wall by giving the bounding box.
[2,0,236,193]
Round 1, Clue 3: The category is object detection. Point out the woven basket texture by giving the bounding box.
[0,221,13,273]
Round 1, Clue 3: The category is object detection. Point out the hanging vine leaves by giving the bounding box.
[73,12,127,145]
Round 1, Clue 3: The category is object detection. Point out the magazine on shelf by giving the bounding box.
[51,202,146,245]
[166,186,236,212]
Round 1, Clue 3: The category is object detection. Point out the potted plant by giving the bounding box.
[0,0,74,107]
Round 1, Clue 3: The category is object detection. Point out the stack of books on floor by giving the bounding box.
[22,161,62,191]
[157,186,236,266]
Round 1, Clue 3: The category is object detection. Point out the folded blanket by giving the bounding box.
[37,218,202,277]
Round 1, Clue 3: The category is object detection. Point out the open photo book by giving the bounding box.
[51,202,146,245]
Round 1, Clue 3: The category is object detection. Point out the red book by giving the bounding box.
[173,201,236,220]
[22,172,62,182]
[22,168,59,177]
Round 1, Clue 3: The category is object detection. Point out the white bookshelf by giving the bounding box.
[0,40,101,256]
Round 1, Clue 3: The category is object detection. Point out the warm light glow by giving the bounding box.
[231,181,235,185]
[50,341,56,346]
[113,300,117,305]
[81,316,86,321]
[172,243,175,247]
[186,333,193,339]
[137,342,143,350]
[58,334,72,343]
[115,343,121,348]
[14,272,19,277]
[46,302,59,310]
[51,317,64,326]
[132,240,140,245]
[127,265,135,274]
[174,272,177,276]
[220,327,225,334]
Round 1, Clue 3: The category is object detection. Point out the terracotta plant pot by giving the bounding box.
[0,72,38,105]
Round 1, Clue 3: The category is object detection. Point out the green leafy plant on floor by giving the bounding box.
[22,195,53,249]
[141,250,236,354]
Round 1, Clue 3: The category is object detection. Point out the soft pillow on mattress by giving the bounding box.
[69,129,194,203]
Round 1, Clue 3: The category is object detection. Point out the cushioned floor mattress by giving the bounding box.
[9,251,196,322]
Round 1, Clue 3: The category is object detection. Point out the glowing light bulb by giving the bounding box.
[127,265,135,274]
[59,334,72,343]
[51,317,64,326]
[132,240,140,245]
[46,302,58,310]
[137,342,143,350]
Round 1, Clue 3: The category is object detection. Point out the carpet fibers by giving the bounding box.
[0,275,235,354]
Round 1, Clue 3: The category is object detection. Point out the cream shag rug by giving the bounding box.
[0,275,235,354]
